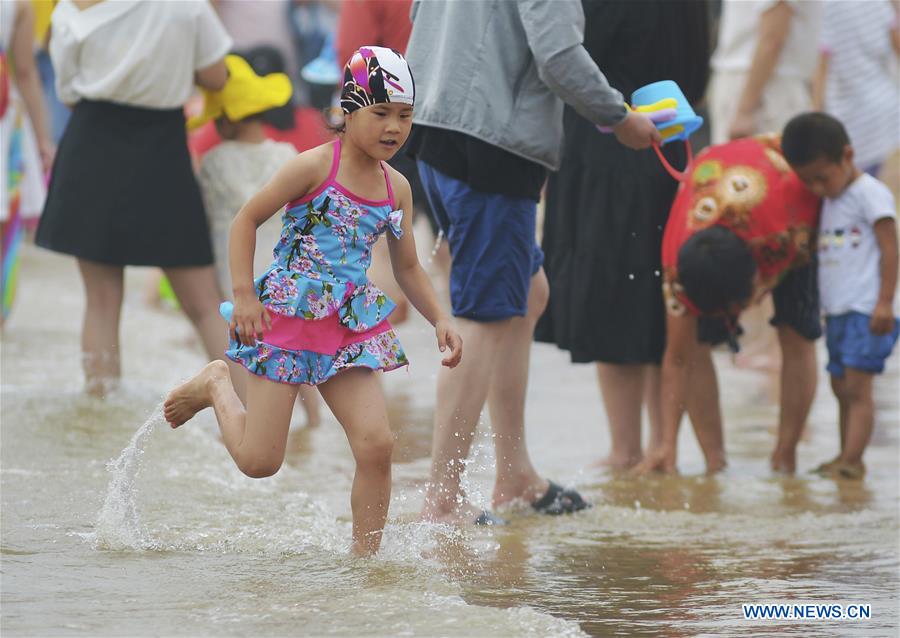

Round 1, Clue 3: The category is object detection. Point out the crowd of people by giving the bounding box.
[1,0,898,555]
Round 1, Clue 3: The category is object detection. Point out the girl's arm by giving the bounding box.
[729,0,792,139]
[195,59,228,92]
[228,147,328,345]
[811,50,828,111]
[385,171,462,368]
[11,0,54,171]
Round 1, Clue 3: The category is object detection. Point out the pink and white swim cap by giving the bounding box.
[340,46,415,114]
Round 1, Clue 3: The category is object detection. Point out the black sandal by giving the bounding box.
[531,481,590,515]
[474,510,507,526]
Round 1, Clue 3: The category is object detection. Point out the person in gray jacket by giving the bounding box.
[406,0,661,524]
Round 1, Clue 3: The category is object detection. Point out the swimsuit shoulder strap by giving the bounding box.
[327,137,342,184]
[380,161,396,209]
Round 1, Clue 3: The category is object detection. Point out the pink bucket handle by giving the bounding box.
[653,140,693,182]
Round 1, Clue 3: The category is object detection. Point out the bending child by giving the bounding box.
[164,47,462,556]
[635,134,822,475]
[782,113,899,480]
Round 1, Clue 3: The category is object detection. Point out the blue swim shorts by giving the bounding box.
[825,311,900,376]
[417,160,544,321]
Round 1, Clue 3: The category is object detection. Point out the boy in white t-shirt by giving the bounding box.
[782,112,899,480]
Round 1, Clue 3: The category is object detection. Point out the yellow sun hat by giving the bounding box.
[187,54,292,131]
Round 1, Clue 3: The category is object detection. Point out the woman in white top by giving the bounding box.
[35,0,233,397]
[709,0,822,143]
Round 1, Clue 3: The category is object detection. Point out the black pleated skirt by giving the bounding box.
[36,100,213,266]
[535,110,687,365]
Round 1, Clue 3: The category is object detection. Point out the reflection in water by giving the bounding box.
[2,244,898,637]
[596,473,724,514]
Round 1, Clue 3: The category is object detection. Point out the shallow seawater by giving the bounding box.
[2,240,898,637]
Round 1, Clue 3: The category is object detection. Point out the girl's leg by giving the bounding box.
[838,369,874,469]
[830,374,849,453]
[815,374,848,472]
[643,364,663,453]
[770,325,817,473]
[143,269,165,309]
[318,368,394,556]
[77,258,125,397]
[164,361,297,478]
[594,363,645,469]
[163,265,246,400]
[685,345,727,473]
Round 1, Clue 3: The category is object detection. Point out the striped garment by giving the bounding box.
[821,0,900,170]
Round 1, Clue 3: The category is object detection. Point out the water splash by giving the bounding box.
[426,229,444,265]
[91,404,165,550]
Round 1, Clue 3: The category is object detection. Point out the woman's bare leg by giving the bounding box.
[297,385,321,427]
[163,265,246,400]
[644,364,663,453]
[77,259,124,397]
[594,363,645,469]
[318,368,394,556]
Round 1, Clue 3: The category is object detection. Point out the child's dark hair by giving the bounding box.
[677,226,756,315]
[781,112,850,166]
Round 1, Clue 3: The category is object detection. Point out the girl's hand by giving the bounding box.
[38,138,56,174]
[231,292,272,346]
[728,108,756,140]
[435,319,463,368]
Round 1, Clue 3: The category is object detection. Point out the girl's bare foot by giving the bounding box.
[591,453,642,471]
[164,360,229,427]
[770,448,796,474]
[85,377,118,399]
[835,461,865,480]
[418,500,486,526]
[704,451,727,475]
[817,459,865,480]
[811,456,841,474]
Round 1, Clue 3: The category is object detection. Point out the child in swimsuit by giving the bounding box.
[164,47,462,556]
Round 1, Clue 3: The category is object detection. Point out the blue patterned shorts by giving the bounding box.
[825,312,900,376]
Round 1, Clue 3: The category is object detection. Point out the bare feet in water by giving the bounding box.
[591,453,642,471]
[164,360,229,427]
[419,499,488,526]
[770,448,796,474]
[704,451,727,475]
[812,457,865,480]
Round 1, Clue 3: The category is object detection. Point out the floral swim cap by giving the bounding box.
[340,46,415,114]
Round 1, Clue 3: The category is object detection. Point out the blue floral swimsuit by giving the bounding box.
[222,139,408,385]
